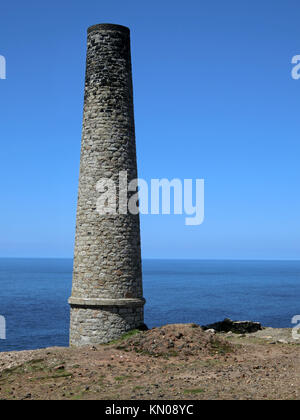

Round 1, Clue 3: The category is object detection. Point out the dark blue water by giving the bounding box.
[0,258,299,352]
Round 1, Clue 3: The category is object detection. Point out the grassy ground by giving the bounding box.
[0,324,299,400]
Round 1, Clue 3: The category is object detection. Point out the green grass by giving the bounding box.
[35,372,73,380]
[109,329,141,345]
[114,375,131,382]
[209,339,233,355]
[70,393,85,400]
[0,359,47,384]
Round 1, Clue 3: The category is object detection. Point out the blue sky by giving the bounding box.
[0,0,299,259]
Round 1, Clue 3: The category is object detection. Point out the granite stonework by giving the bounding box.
[69,24,145,346]
[70,304,144,345]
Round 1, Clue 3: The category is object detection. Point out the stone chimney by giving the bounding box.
[69,24,145,346]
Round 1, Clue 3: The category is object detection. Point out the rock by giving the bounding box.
[54,365,65,371]
[203,318,262,334]
[205,329,216,334]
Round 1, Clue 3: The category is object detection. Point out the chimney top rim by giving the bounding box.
[88,24,130,34]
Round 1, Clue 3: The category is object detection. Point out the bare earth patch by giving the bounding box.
[0,323,299,400]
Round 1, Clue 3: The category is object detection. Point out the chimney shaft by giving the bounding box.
[69,24,145,346]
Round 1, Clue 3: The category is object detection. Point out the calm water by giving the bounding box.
[0,258,299,352]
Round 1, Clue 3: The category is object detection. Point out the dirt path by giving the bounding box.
[0,324,299,400]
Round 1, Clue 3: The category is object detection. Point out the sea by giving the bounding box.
[0,258,299,352]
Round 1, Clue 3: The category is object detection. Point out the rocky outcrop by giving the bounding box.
[203,318,262,334]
